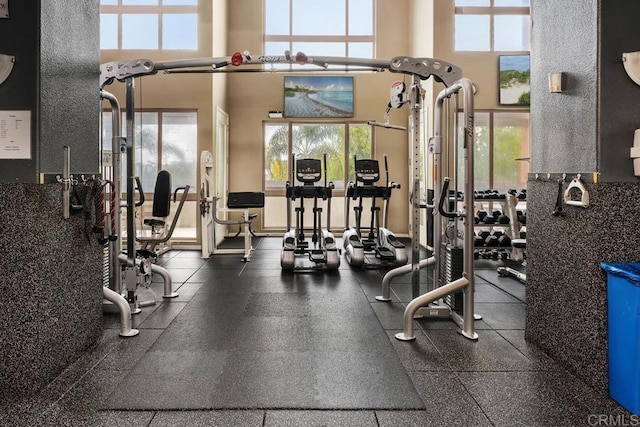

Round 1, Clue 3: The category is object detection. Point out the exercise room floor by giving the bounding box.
[2,237,629,426]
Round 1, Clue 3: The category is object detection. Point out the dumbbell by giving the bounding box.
[492,210,502,219]
[474,234,485,247]
[478,230,490,241]
[519,227,527,239]
[518,188,527,200]
[497,214,510,224]
[477,210,488,221]
[498,234,511,247]
[485,190,500,200]
[485,234,499,247]
[517,210,527,225]
[482,214,496,224]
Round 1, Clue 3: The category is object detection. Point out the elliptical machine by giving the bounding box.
[343,155,407,267]
[281,154,340,270]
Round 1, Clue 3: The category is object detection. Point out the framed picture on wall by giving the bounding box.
[284,75,354,118]
[499,55,531,106]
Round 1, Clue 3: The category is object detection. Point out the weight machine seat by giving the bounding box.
[142,170,172,228]
[136,170,190,252]
[214,192,264,238]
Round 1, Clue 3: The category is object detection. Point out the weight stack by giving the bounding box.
[439,243,464,312]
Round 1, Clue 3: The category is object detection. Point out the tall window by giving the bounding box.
[455,0,530,52]
[264,0,375,67]
[100,0,198,50]
[264,122,372,193]
[457,111,530,193]
[101,110,198,195]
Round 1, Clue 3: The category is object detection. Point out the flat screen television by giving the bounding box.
[284,75,354,118]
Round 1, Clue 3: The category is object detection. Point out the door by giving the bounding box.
[214,106,229,247]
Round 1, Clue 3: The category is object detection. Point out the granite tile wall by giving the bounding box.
[0,183,103,398]
[526,179,640,391]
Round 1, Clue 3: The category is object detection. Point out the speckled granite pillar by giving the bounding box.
[0,184,103,397]
[526,180,640,391]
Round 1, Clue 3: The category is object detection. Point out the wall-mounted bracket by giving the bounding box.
[623,52,640,86]
[0,54,15,86]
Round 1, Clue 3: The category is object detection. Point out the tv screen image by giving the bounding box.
[284,75,354,118]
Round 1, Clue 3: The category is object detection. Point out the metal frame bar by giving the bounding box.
[100,52,462,90]
[395,78,477,341]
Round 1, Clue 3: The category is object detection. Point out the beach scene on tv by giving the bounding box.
[499,55,530,106]
[284,76,354,118]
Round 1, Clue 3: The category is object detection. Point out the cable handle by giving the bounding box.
[134,176,145,207]
[438,177,459,219]
[552,178,564,217]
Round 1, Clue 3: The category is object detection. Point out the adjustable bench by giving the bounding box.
[213,192,264,261]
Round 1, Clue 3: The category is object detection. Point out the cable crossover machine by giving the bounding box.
[99,50,479,341]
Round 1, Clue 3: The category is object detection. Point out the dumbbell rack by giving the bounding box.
[460,193,526,262]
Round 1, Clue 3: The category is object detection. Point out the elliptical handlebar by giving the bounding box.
[384,154,389,189]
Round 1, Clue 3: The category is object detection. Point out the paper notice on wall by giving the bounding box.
[0,0,8,18]
[0,111,31,159]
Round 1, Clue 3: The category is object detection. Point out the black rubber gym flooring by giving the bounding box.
[1,237,629,426]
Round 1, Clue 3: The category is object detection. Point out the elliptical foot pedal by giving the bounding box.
[309,251,325,263]
[136,249,157,259]
[377,247,395,261]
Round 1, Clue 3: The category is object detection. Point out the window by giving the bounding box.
[264,0,375,68]
[454,0,530,52]
[457,111,530,193]
[100,0,198,50]
[264,122,372,193]
[101,110,198,195]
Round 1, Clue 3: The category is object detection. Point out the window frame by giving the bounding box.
[454,0,530,52]
[263,0,376,68]
[263,121,374,197]
[100,0,198,51]
[101,108,199,201]
[456,109,530,193]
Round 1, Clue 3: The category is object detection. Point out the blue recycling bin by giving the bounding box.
[601,262,640,415]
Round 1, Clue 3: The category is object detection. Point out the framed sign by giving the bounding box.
[499,55,530,106]
[0,0,8,18]
[0,111,31,159]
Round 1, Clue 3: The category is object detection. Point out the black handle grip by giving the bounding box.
[134,177,145,207]
[173,186,188,203]
[438,178,459,219]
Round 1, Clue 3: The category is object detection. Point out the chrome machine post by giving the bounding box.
[123,77,140,313]
[459,78,476,340]
[101,90,123,294]
[409,75,422,299]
